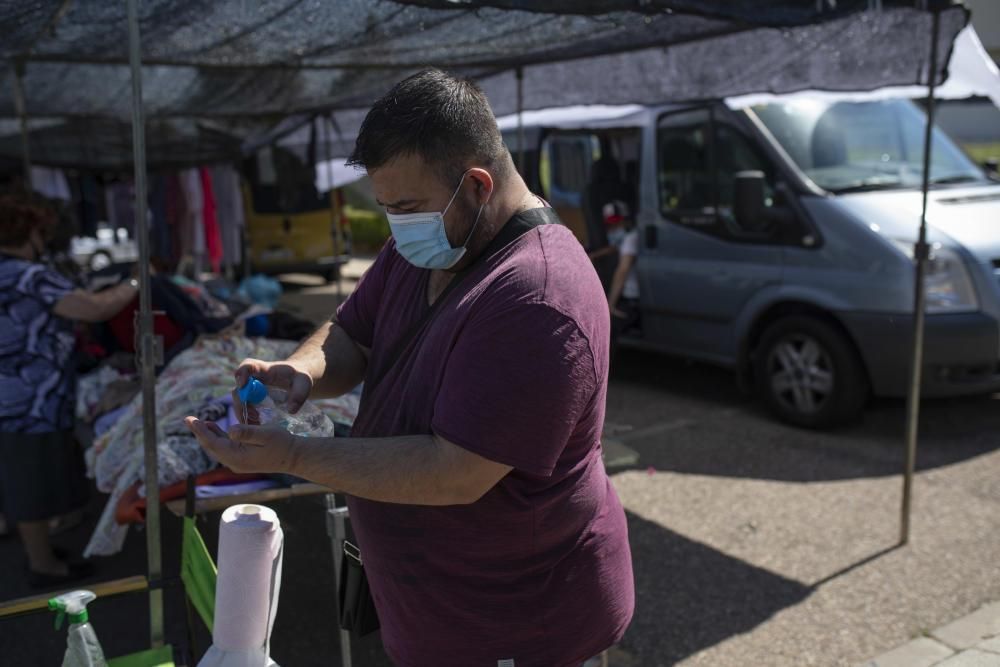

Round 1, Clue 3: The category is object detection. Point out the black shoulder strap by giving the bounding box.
[364,208,556,397]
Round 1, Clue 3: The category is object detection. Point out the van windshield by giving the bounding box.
[750,99,985,193]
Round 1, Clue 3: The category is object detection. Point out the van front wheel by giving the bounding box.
[753,316,868,429]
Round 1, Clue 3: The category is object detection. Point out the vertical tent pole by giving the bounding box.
[127,0,164,645]
[900,7,940,546]
[322,113,344,301]
[11,61,31,184]
[325,495,353,667]
[516,67,525,176]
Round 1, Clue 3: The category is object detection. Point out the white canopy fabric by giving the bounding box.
[726,25,1000,110]
[313,158,365,192]
[489,25,1000,135]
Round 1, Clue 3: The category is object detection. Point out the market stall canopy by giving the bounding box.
[280,22,1000,165]
[725,24,1000,109]
[0,0,970,168]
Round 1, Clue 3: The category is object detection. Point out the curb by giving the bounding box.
[863,602,1000,667]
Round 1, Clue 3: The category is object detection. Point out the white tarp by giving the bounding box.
[314,158,365,192]
[491,26,1000,133]
[726,26,1000,110]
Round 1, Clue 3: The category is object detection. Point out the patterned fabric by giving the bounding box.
[76,365,134,423]
[84,333,361,557]
[0,254,76,433]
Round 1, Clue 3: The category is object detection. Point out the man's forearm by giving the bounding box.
[286,434,485,506]
[288,321,368,398]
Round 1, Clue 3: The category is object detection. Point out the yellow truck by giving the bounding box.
[242,147,351,281]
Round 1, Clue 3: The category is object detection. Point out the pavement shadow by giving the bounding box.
[608,348,1000,483]
[619,510,812,666]
[0,485,816,667]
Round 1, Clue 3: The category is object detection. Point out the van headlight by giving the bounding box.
[891,240,979,313]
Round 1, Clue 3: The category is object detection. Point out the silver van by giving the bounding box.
[503,98,1000,428]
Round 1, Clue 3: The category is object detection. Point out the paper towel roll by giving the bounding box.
[198,504,283,667]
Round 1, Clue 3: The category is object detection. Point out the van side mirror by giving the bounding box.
[984,158,998,177]
[734,170,766,231]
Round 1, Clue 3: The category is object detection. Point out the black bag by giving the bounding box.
[339,540,381,637]
[336,208,555,637]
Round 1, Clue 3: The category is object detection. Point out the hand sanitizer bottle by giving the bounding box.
[237,376,336,437]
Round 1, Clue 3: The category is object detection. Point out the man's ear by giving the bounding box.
[467,167,494,204]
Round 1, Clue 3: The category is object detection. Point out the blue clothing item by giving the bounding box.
[0,254,76,433]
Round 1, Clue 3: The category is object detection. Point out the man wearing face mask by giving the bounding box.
[186,69,634,666]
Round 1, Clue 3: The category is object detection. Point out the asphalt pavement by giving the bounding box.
[603,349,1000,667]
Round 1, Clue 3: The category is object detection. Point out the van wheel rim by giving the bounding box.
[767,335,834,416]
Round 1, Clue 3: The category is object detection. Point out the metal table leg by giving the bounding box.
[325,494,353,667]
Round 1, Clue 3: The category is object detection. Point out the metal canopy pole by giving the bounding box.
[10,61,31,183]
[325,495,353,667]
[516,67,525,176]
[900,7,941,546]
[321,112,346,301]
[127,0,164,646]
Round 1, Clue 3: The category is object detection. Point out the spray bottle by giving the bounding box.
[48,590,108,667]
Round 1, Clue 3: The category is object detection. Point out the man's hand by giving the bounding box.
[234,358,314,421]
[185,417,300,475]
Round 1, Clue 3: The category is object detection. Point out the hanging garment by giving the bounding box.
[200,167,223,273]
[180,168,205,268]
[77,174,102,237]
[165,172,189,264]
[104,181,136,238]
[210,165,246,270]
[149,174,171,264]
[30,166,72,201]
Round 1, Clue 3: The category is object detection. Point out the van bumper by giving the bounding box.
[838,311,1000,398]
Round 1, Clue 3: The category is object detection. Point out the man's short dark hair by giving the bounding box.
[349,69,510,185]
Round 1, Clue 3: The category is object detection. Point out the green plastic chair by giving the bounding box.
[107,645,176,667]
[180,514,217,634]
[107,480,218,666]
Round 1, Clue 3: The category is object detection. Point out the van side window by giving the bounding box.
[547,136,598,201]
[658,109,778,241]
[657,109,716,227]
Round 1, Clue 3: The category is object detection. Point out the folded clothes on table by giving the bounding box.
[84,333,360,557]
[114,468,266,525]
[196,479,281,498]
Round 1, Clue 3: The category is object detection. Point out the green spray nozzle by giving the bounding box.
[48,590,96,630]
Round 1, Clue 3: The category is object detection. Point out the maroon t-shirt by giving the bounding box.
[336,208,634,667]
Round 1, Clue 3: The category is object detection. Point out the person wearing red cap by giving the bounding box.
[590,199,640,356]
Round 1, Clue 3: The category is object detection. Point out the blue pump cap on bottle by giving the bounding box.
[238,377,268,406]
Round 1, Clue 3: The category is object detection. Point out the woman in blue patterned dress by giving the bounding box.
[0,192,140,588]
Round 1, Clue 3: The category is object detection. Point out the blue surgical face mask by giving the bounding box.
[386,171,488,270]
